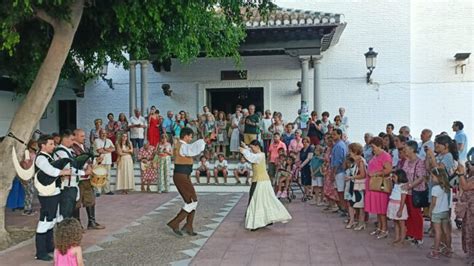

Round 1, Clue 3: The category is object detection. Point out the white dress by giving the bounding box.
[242,149,292,230]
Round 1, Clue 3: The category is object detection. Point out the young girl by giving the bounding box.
[310,145,324,206]
[427,167,452,259]
[386,169,409,246]
[54,218,84,266]
[196,155,211,184]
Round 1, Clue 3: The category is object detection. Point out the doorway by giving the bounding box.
[207,87,264,114]
[58,100,77,132]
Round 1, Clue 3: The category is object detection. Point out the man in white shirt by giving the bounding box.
[94,129,115,195]
[167,128,215,237]
[417,129,434,160]
[129,108,147,156]
[339,107,349,131]
[53,130,90,219]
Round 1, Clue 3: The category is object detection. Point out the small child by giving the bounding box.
[310,145,324,206]
[386,169,409,245]
[234,156,251,185]
[214,154,228,183]
[427,167,452,259]
[54,218,84,266]
[276,156,295,199]
[196,155,211,184]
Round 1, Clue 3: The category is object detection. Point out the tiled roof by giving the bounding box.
[242,7,345,28]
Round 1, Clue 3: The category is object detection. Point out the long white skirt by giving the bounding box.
[230,128,240,152]
[245,180,292,230]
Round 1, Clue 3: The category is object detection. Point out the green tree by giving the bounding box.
[0,0,273,247]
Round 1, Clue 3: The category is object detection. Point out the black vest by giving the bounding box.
[35,153,62,188]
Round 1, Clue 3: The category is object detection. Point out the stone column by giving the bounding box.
[300,57,310,111]
[313,56,322,115]
[140,61,149,115]
[129,61,137,117]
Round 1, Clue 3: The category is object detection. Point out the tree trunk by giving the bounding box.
[0,0,84,248]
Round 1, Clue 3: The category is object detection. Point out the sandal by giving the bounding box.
[427,250,440,260]
[441,248,453,258]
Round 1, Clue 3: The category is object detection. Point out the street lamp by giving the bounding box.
[100,62,114,89]
[364,47,378,83]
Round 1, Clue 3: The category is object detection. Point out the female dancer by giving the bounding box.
[240,140,292,231]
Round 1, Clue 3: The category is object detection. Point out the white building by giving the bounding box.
[1,0,473,144]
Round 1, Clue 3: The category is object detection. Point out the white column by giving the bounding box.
[300,57,310,110]
[129,62,137,117]
[140,61,149,115]
[313,56,322,115]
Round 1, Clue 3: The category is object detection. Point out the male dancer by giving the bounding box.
[167,127,215,236]
[71,129,105,229]
[34,135,71,261]
[53,130,91,218]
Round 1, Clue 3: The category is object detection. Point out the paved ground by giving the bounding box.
[192,196,465,266]
[1,191,467,266]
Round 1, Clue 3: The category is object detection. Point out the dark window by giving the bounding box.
[220,70,248,80]
[58,100,77,132]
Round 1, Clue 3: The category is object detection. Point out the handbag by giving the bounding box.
[369,175,392,193]
[412,188,429,208]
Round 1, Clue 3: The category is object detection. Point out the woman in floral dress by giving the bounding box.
[323,134,339,211]
[106,113,120,163]
[138,143,157,192]
[155,137,172,193]
[117,113,129,139]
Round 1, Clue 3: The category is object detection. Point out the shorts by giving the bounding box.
[216,170,226,177]
[312,176,323,187]
[130,138,144,149]
[335,172,345,192]
[268,163,277,177]
[237,171,248,177]
[431,211,450,224]
[244,134,257,144]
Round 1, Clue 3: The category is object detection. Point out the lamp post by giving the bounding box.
[100,62,114,89]
[364,47,378,83]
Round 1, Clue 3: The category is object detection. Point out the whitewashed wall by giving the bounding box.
[409,0,474,142]
[1,0,472,146]
[0,91,20,136]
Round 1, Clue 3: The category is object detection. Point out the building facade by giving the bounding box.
[0,0,472,143]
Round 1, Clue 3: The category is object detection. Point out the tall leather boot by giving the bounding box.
[86,206,105,229]
[167,209,187,236]
[182,210,197,236]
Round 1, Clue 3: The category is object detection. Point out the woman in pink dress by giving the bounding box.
[288,129,304,155]
[147,106,161,147]
[365,136,393,239]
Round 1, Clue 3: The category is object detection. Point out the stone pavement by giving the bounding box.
[0,192,176,266]
[191,196,465,266]
[1,191,466,266]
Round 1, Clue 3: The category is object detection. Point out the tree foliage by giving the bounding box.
[0,0,274,92]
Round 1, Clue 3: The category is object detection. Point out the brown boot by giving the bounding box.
[86,206,105,230]
[182,210,197,236]
[167,209,187,236]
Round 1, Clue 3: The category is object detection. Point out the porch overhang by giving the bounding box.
[239,7,346,57]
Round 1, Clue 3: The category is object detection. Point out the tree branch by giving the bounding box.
[35,9,57,27]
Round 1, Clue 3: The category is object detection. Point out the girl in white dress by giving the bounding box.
[240,140,292,231]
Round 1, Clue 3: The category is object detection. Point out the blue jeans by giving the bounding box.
[130,138,144,149]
